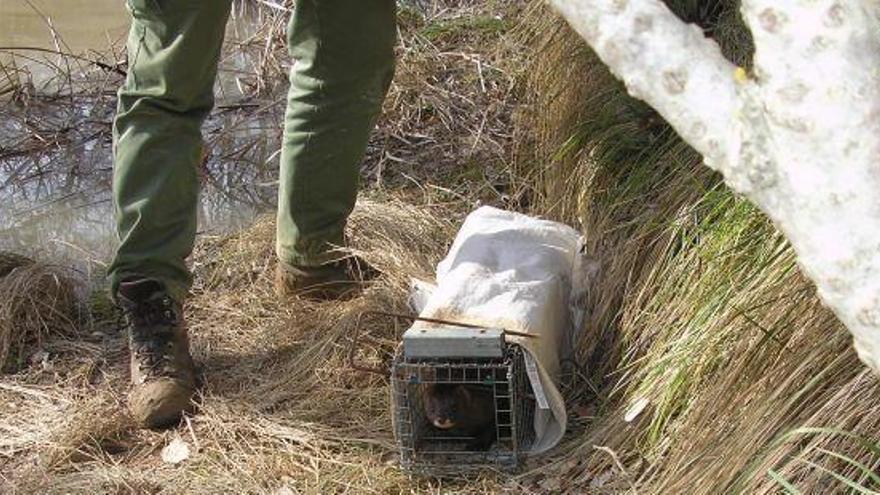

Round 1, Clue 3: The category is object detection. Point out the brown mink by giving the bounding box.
[420,383,496,450]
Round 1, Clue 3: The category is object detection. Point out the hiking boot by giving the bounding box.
[274,256,377,300]
[117,278,197,429]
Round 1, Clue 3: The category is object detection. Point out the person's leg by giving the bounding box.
[110,0,232,303]
[276,0,397,270]
[110,0,231,428]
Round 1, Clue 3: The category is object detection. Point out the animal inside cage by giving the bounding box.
[391,326,536,473]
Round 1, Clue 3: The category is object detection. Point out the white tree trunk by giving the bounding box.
[550,0,880,373]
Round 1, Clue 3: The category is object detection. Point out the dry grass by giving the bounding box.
[0,252,79,373]
[2,198,525,494]
[2,0,879,493]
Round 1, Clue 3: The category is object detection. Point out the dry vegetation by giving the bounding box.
[1,0,878,494]
[510,0,880,492]
[0,252,79,373]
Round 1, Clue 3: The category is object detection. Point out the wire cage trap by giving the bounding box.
[391,326,536,474]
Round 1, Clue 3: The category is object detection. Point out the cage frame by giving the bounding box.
[391,342,535,474]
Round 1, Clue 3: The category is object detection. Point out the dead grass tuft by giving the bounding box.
[4,198,511,494]
[0,252,80,372]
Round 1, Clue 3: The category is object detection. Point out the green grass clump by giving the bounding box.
[511,0,880,492]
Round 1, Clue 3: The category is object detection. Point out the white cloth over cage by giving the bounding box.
[410,206,587,454]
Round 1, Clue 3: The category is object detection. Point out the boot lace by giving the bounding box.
[126,296,180,379]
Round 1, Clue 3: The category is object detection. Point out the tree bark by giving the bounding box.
[550,0,880,373]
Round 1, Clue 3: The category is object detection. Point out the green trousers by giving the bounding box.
[109,0,396,301]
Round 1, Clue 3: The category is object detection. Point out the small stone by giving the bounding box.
[161,436,190,464]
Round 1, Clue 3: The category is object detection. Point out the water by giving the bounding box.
[0,0,129,51]
[0,0,282,276]
[0,100,280,274]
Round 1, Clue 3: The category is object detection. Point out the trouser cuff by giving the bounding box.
[276,237,347,268]
[109,271,190,305]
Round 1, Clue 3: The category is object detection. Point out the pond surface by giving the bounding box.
[0,0,283,278]
[0,0,129,53]
[0,99,281,276]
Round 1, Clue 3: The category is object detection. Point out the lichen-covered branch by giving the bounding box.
[549,0,740,168]
[551,0,880,373]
